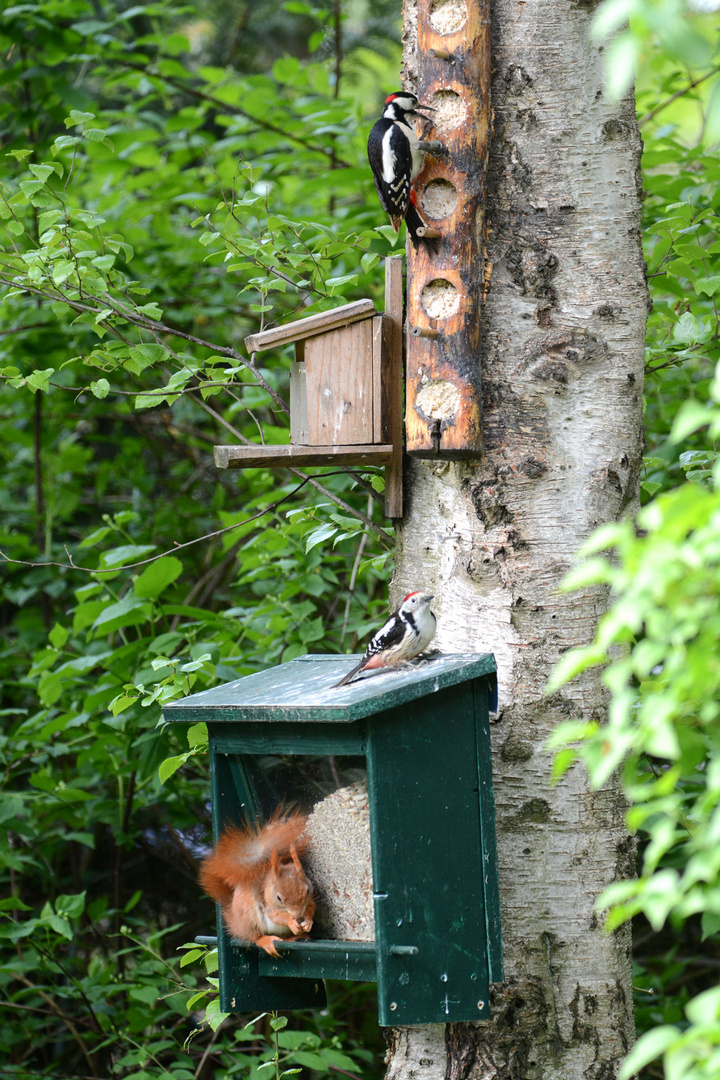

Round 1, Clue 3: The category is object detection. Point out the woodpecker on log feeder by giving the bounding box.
[367,91,442,254]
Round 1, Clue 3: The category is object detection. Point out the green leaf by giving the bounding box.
[133,556,183,599]
[671,400,711,442]
[203,998,231,1031]
[187,723,208,749]
[91,595,152,632]
[98,544,157,568]
[672,311,710,345]
[90,378,110,399]
[701,911,720,941]
[48,623,69,649]
[135,393,163,410]
[326,273,358,289]
[52,259,75,285]
[290,1052,330,1071]
[617,1026,678,1080]
[28,164,54,183]
[0,796,24,826]
[46,914,73,939]
[55,892,86,919]
[24,368,54,393]
[158,755,188,784]
[179,949,203,967]
[685,985,720,1024]
[694,275,720,296]
[0,895,31,911]
[546,645,607,693]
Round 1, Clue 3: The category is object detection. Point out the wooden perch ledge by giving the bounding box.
[214,444,394,469]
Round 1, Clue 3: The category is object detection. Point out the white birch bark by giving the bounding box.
[387,1,647,1077]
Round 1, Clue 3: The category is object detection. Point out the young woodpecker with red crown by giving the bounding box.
[333,591,437,688]
[367,92,439,253]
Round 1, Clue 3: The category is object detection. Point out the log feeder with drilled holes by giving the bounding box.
[405,0,490,457]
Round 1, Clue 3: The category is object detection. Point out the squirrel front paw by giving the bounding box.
[288,916,313,935]
[256,935,283,957]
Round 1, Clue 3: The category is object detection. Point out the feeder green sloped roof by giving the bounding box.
[162,652,497,724]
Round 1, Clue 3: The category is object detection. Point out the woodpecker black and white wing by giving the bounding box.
[364,610,407,657]
[332,610,405,688]
[368,120,412,228]
[367,118,437,252]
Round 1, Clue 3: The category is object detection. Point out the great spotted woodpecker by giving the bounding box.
[333,591,437,687]
[367,92,438,253]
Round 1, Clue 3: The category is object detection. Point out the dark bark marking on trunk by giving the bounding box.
[444,1023,479,1080]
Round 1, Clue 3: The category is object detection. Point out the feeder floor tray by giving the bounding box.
[196,936,377,982]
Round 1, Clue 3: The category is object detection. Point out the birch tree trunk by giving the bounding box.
[387,1,647,1077]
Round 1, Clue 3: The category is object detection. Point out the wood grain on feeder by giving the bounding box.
[406,0,490,458]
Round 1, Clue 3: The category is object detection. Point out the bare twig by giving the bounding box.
[117,60,351,166]
[10,973,99,1077]
[341,495,371,646]
[0,478,314,575]
[639,65,720,127]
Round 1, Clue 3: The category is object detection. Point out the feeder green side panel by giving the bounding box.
[474,676,504,984]
[209,744,326,1012]
[367,679,493,1026]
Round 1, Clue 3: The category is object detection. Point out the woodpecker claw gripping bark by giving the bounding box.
[333,591,437,688]
[367,92,440,254]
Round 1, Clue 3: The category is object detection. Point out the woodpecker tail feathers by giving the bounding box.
[332,658,367,688]
[405,203,439,254]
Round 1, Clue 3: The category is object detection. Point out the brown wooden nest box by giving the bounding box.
[214,256,403,518]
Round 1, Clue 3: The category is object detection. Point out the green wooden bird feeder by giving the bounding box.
[162,652,502,1026]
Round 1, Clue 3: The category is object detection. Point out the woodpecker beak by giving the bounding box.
[412,104,435,118]
[424,594,435,601]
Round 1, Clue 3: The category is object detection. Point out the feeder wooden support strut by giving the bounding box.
[405,0,491,458]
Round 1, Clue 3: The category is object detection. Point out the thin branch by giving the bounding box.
[0,273,290,415]
[191,396,392,542]
[0,478,313,575]
[0,321,55,337]
[639,64,720,127]
[117,60,351,166]
[11,973,98,1077]
[341,495,371,646]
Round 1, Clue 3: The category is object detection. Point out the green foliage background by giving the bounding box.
[2,0,720,1078]
[0,0,399,1076]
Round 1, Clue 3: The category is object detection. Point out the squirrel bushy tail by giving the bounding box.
[199,811,308,907]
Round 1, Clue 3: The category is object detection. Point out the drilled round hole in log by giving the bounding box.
[416,379,462,421]
[429,0,468,35]
[420,278,460,319]
[429,89,467,134]
[421,178,459,220]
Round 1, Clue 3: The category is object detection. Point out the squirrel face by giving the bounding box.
[263,850,315,931]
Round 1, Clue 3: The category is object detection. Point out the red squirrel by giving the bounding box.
[199,812,315,957]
